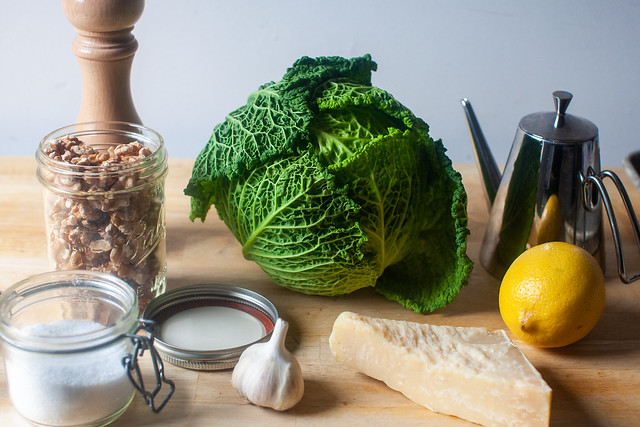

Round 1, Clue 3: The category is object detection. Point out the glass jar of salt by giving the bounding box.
[0,270,174,426]
[36,122,168,309]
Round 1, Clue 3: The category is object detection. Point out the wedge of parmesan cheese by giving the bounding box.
[329,312,551,426]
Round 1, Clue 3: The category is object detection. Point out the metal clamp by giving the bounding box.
[582,168,640,283]
[122,319,175,413]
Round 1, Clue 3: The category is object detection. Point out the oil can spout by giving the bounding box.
[461,98,501,208]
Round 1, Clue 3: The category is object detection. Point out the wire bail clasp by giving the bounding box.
[122,319,175,413]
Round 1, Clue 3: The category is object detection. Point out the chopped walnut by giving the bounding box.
[43,136,166,307]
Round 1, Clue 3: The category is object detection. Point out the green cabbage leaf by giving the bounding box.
[185,55,473,313]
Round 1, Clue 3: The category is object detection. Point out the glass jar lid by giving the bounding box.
[0,270,138,353]
[142,284,278,371]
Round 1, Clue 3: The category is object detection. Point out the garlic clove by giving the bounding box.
[231,318,304,411]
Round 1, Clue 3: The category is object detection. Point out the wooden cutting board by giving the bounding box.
[0,157,638,426]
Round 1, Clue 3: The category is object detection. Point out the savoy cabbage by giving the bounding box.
[185,55,473,313]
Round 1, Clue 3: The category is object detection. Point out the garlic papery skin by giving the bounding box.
[231,318,304,411]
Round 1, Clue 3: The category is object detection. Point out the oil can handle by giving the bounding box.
[582,168,640,283]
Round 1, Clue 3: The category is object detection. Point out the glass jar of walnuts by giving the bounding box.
[36,122,168,308]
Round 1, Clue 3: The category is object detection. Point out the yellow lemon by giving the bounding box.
[499,241,605,348]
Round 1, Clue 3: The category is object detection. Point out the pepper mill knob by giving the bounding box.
[62,0,145,124]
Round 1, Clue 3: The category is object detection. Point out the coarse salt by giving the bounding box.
[4,319,134,426]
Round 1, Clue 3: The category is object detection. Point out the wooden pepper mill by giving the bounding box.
[62,0,145,124]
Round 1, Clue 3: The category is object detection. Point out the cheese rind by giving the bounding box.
[329,311,551,426]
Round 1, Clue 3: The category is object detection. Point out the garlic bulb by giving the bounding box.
[231,318,304,411]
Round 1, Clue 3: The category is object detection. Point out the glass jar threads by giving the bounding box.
[36,122,168,308]
[0,270,174,426]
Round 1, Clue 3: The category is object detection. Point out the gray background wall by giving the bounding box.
[2,0,639,166]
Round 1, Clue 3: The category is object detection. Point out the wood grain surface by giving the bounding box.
[0,157,639,426]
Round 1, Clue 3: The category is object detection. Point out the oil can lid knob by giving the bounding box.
[553,90,573,128]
